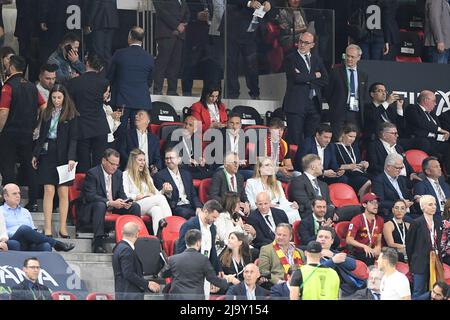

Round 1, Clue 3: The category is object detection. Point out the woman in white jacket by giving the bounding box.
[245,157,300,224]
[123,148,172,235]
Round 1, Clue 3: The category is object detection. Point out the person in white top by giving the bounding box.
[377,247,411,300]
[102,86,122,147]
[36,63,57,103]
[246,157,300,223]
[122,148,172,235]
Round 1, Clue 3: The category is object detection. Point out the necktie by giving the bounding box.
[426,112,437,125]
[373,292,381,300]
[305,54,315,99]
[312,178,321,196]
[265,215,273,228]
[434,180,445,203]
[107,175,113,201]
[349,69,356,96]
[230,175,235,192]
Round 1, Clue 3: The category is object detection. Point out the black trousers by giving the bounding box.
[153,36,184,94]
[77,135,108,173]
[285,97,321,146]
[91,28,115,62]
[173,204,196,220]
[0,133,37,202]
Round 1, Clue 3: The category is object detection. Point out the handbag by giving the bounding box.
[429,250,445,289]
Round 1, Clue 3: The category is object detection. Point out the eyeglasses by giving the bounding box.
[392,166,404,170]
[26,266,41,270]
[105,158,120,167]
[386,131,399,136]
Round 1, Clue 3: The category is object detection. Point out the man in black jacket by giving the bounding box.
[11,257,52,300]
[113,222,160,300]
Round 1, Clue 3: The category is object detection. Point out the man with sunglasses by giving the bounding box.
[11,257,52,300]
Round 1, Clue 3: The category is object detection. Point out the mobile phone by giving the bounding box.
[64,44,73,53]
[125,198,133,204]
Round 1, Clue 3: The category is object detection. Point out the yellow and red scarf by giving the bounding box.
[273,240,304,280]
[265,137,288,162]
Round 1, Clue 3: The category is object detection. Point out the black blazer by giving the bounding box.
[226,282,269,300]
[405,104,441,139]
[10,280,52,300]
[371,173,413,217]
[153,167,202,210]
[153,0,190,40]
[323,65,368,136]
[67,71,110,139]
[297,214,340,250]
[282,50,328,114]
[288,174,333,218]
[367,139,413,177]
[112,240,149,300]
[38,0,69,25]
[364,102,406,140]
[14,0,40,39]
[294,137,340,172]
[406,215,443,274]
[107,45,154,110]
[210,169,248,203]
[33,113,78,164]
[176,216,222,273]
[84,0,119,30]
[118,129,162,170]
[246,208,289,249]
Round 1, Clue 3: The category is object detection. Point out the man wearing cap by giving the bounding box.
[289,241,340,300]
[346,193,384,266]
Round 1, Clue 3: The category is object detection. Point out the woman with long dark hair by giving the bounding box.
[219,232,252,281]
[383,199,410,263]
[190,86,228,132]
[32,84,79,237]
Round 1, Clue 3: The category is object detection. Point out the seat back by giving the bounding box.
[405,149,428,173]
[115,215,151,243]
[198,178,212,204]
[134,236,165,276]
[352,260,369,280]
[85,292,114,300]
[334,221,351,248]
[69,173,86,223]
[398,30,424,57]
[231,105,263,128]
[51,291,78,300]
[292,220,301,246]
[329,183,360,207]
[161,216,187,256]
[150,101,180,124]
[158,122,184,141]
[396,261,413,283]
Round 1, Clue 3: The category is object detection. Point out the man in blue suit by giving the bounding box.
[226,263,269,300]
[153,148,202,219]
[107,27,154,137]
[294,123,347,185]
[414,156,450,215]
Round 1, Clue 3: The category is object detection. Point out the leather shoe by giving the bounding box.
[59,231,70,239]
[25,203,39,212]
[54,241,75,252]
[93,245,107,254]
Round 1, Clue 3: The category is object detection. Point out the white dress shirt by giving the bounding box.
[122,238,135,250]
[137,129,149,165]
[304,171,322,196]
[385,172,405,199]
[122,170,159,200]
[245,283,256,300]
[168,168,190,205]
[314,138,326,166]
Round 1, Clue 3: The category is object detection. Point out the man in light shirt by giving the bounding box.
[377,247,411,300]
[36,63,57,102]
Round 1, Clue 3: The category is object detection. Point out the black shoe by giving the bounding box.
[25,203,39,212]
[54,241,75,252]
[59,231,70,239]
[250,94,260,100]
[93,245,107,254]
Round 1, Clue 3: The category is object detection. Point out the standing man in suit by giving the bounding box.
[153,148,202,219]
[405,90,450,173]
[283,32,328,146]
[226,263,269,299]
[324,44,368,139]
[83,0,119,62]
[289,154,335,219]
[67,53,110,173]
[112,222,160,300]
[10,257,52,300]
[163,229,238,299]
[414,157,450,215]
[79,149,141,253]
[247,192,289,249]
[107,27,154,138]
[210,152,250,215]
[424,0,450,64]
[153,0,190,95]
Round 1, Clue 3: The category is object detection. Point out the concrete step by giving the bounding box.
[83,279,115,295]
[66,261,114,280]
[60,252,113,263]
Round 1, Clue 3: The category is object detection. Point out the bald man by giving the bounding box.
[112,222,160,300]
[405,90,450,172]
[283,32,329,146]
[226,263,269,300]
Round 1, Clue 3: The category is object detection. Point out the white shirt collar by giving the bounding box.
[418,104,428,113]
[381,138,396,150]
[315,138,325,150]
[304,171,317,183]
[101,165,110,179]
[123,238,135,250]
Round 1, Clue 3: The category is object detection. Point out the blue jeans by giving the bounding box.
[10,225,55,252]
[412,272,429,299]
[359,33,385,60]
[427,47,450,64]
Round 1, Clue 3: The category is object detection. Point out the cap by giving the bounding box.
[361,192,380,204]
[306,241,322,254]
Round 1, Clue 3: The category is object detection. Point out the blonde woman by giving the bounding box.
[245,157,300,224]
[123,149,172,235]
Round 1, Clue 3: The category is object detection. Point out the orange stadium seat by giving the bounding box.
[161,216,186,256]
[329,183,360,207]
[115,215,151,243]
[405,149,428,173]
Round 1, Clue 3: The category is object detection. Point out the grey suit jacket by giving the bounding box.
[210,169,248,203]
[425,0,450,48]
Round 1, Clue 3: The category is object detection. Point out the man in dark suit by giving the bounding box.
[83,0,119,62]
[79,149,141,253]
[162,229,238,299]
[153,0,190,95]
[153,148,202,219]
[118,110,162,172]
[210,152,250,214]
[107,27,154,137]
[405,90,450,173]
[10,257,52,300]
[345,266,383,300]
[226,263,269,300]
[282,32,329,146]
[246,192,289,249]
[112,222,160,300]
[414,156,450,214]
[289,154,335,219]
[372,153,416,220]
[67,53,110,173]
[294,123,347,184]
[323,44,368,139]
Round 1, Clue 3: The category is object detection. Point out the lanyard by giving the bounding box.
[232,257,244,277]
[337,143,356,164]
[425,217,436,250]
[363,214,377,246]
[392,219,406,246]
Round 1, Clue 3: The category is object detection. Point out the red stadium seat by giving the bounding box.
[292,220,301,246]
[115,215,151,243]
[289,144,298,162]
[334,221,351,248]
[193,179,202,189]
[329,183,360,207]
[352,260,369,280]
[149,124,160,136]
[161,216,186,256]
[51,291,78,300]
[198,178,212,204]
[210,295,227,300]
[68,173,86,223]
[396,261,413,283]
[444,263,450,285]
[405,149,429,173]
[284,182,291,200]
[395,56,422,63]
[85,292,114,300]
